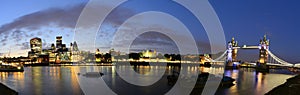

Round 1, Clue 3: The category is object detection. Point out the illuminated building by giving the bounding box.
[141,49,157,58]
[95,49,101,63]
[56,36,62,49]
[227,37,238,62]
[70,42,82,62]
[227,43,233,62]
[49,44,56,62]
[231,37,238,61]
[200,54,211,64]
[109,48,119,56]
[109,48,119,61]
[28,37,41,59]
[226,37,240,67]
[30,38,42,54]
[137,49,157,62]
[28,37,49,64]
[27,36,83,64]
[259,35,269,64]
[50,36,73,63]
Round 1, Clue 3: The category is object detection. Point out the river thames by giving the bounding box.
[0,65,295,95]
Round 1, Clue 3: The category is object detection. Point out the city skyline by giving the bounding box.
[0,0,300,63]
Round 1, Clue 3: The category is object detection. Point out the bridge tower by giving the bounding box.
[258,35,269,64]
[227,37,238,62]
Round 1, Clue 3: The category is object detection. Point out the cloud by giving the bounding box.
[42,39,52,49]
[103,7,137,27]
[0,2,139,55]
[0,4,87,50]
[19,42,30,50]
[11,30,26,42]
[0,2,218,56]
[127,31,214,54]
[2,43,6,46]
[0,4,85,34]
[0,36,8,42]
[133,32,176,46]
[129,32,179,53]
[0,53,4,56]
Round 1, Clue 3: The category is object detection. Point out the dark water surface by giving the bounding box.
[0,66,294,95]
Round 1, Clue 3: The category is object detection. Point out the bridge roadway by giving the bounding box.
[233,46,259,49]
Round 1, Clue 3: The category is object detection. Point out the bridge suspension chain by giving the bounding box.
[213,50,227,61]
[267,50,294,66]
[211,50,299,67]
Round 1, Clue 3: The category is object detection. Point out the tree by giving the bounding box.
[104,53,112,62]
[164,54,170,61]
[157,53,164,59]
[129,53,140,61]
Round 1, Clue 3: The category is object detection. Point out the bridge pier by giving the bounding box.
[226,37,239,68]
[256,35,270,72]
[256,62,269,72]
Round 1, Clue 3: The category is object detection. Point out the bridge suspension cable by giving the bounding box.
[210,49,299,67]
[267,50,294,66]
[213,50,227,61]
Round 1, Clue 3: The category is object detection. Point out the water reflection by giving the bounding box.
[0,66,295,95]
[0,67,84,95]
[218,68,294,95]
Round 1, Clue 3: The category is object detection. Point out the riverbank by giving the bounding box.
[0,83,18,95]
[266,74,300,95]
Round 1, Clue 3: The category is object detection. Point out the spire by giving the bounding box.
[260,39,263,44]
[264,34,267,42]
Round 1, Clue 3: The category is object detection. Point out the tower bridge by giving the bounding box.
[212,35,299,68]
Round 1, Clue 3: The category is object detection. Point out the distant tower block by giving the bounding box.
[227,37,238,62]
[30,37,42,54]
[70,41,81,62]
[259,35,270,64]
[56,36,62,49]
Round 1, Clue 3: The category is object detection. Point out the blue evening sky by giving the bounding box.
[0,0,87,25]
[0,0,299,63]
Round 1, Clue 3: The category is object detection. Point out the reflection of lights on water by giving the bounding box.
[0,72,8,81]
[224,70,238,79]
[256,72,266,91]
[203,67,210,73]
[112,66,115,74]
[231,70,238,79]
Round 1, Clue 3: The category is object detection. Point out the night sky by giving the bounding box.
[0,0,299,63]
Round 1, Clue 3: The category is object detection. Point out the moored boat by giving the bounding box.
[0,62,24,72]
